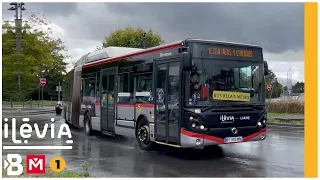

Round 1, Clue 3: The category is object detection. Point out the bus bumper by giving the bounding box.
[180,127,267,148]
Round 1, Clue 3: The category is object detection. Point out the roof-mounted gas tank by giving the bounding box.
[85,46,143,64]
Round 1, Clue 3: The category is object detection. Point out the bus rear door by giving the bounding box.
[100,67,118,134]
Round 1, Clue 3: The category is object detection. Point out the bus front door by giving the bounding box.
[100,68,118,133]
[155,60,180,145]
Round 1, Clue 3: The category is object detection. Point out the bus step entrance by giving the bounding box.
[101,130,115,137]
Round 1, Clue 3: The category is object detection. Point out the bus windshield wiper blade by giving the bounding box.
[201,102,230,112]
[229,103,264,109]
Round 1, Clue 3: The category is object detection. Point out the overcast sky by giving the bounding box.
[2,2,304,83]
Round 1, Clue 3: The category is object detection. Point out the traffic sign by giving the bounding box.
[40,78,46,86]
[267,84,272,91]
[56,86,61,91]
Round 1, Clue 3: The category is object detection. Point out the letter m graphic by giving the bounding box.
[26,155,46,174]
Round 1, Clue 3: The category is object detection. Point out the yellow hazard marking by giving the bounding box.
[50,156,66,173]
[213,90,250,102]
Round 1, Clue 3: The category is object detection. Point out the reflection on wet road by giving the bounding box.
[2,113,304,177]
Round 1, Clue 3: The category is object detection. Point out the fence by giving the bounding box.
[2,97,59,108]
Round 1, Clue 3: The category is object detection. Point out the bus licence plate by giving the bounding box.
[224,136,243,143]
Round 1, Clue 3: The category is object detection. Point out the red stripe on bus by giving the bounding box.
[116,104,154,108]
[181,128,267,144]
[83,42,182,68]
[243,128,267,141]
[180,129,204,139]
[136,104,154,108]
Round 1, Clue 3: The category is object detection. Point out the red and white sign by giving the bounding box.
[26,155,46,174]
[267,84,272,91]
[40,78,46,86]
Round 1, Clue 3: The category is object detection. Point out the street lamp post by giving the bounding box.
[8,2,26,96]
[287,68,292,97]
[142,31,146,49]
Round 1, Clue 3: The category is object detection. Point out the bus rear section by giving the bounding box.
[178,40,268,148]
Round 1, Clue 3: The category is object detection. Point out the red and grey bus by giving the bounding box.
[62,39,269,151]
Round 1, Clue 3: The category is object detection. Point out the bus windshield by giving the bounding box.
[186,58,264,106]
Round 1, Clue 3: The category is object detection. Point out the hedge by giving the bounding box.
[268,100,304,114]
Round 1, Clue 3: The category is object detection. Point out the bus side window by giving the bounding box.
[96,74,100,102]
[80,79,84,102]
[135,73,153,103]
[118,73,133,104]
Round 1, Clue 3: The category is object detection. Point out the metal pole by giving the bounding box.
[142,31,146,49]
[38,85,40,107]
[58,82,61,102]
[42,86,43,107]
[8,3,25,96]
[266,85,274,114]
[16,18,22,94]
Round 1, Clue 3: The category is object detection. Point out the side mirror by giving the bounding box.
[182,50,192,71]
[264,61,269,76]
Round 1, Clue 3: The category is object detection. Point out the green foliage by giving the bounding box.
[101,26,165,49]
[292,81,304,93]
[2,12,68,101]
[268,100,304,114]
[265,69,283,98]
[81,161,90,177]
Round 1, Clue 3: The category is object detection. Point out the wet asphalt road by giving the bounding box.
[2,111,304,177]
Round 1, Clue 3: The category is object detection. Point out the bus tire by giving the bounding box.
[84,113,92,136]
[136,117,154,151]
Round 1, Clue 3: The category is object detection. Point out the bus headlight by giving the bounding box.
[187,114,209,132]
[257,122,262,127]
[256,112,267,128]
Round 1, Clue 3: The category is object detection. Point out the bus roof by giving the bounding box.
[83,40,183,68]
[82,39,262,69]
[186,39,262,48]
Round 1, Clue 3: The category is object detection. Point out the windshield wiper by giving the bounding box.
[201,102,231,112]
[228,103,265,110]
[201,102,264,112]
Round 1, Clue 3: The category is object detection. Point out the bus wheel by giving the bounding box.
[136,118,154,151]
[84,113,92,136]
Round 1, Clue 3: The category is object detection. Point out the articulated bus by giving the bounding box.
[62,39,269,151]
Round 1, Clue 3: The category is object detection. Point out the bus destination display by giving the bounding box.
[192,43,262,61]
[208,47,252,58]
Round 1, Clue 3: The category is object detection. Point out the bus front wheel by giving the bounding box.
[136,117,154,151]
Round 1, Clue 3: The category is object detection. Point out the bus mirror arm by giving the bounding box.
[264,61,269,76]
[181,48,192,71]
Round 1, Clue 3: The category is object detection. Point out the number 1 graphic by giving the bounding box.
[55,159,60,169]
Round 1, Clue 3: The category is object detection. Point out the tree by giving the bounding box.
[264,69,283,98]
[2,12,68,101]
[292,81,304,93]
[100,26,165,49]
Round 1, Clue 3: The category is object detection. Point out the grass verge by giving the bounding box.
[3,100,56,106]
[268,112,304,125]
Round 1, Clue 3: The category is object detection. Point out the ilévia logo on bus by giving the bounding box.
[220,115,251,123]
[2,117,72,176]
[220,115,234,123]
[3,154,66,175]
